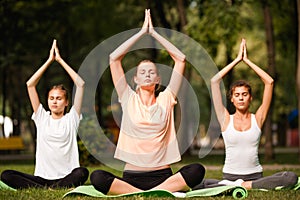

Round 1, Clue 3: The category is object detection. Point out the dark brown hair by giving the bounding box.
[228,80,252,99]
[48,84,69,101]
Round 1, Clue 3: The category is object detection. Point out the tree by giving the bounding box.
[296,0,300,161]
[261,0,276,161]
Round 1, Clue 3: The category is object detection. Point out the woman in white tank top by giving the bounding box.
[207,39,298,190]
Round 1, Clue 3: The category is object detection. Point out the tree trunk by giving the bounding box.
[296,0,300,161]
[153,0,171,29]
[1,67,7,138]
[175,0,193,155]
[262,0,276,161]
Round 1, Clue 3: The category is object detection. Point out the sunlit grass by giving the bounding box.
[0,153,300,199]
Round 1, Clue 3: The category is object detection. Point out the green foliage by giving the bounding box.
[0,0,298,153]
[0,153,300,200]
[77,117,114,166]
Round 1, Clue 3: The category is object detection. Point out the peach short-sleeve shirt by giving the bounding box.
[114,86,181,167]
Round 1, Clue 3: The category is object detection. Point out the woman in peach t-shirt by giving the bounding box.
[90,9,205,195]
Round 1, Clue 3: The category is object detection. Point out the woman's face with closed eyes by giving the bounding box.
[231,86,252,111]
[48,89,68,117]
[134,61,160,89]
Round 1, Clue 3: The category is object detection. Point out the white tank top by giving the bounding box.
[222,114,263,175]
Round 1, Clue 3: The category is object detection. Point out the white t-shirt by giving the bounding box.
[222,114,263,175]
[32,104,81,179]
[114,86,181,167]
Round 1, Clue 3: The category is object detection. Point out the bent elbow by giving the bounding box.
[270,78,274,85]
[78,79,85,88]
[181,55,186,62]
[26,80,33,87]
[210,76,219,84]
[109,53,119,64]
[267,77,274,87]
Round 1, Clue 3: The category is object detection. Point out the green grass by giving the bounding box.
[0,153,300,199]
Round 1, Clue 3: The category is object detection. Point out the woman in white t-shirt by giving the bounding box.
[0,39,89,189]
[90,9,205,195]
[198,39,297,190]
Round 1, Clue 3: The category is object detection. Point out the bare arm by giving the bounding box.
[210,39,244,131]
[26,40,56,113]
[148,10,186,96]
[109,9,149,97]
[54,40,85,115]
[243,41,274,128]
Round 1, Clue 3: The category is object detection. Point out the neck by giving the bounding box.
[51,112,64,119]
[137,88,156,106]
[234,110,250,119]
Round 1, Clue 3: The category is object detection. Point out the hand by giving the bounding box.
[48,39,56,62]
[53,40,62,62]
[242,39,248,61]
[147,9,155,35]
[236,38,245,61]
[141,9,149,34]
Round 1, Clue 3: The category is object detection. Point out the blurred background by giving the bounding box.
[0,0,298,164]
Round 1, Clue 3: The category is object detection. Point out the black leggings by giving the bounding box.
[194,171,298,190]
[90,163,205,194]
[1,167,89,189]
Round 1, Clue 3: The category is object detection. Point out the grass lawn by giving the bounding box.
[0,152,300,199]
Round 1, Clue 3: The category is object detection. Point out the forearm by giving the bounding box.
[57,58,85,87]
[110,30,146,62]
[211,58,240,84]
[243,58,274,85]
[150,30,186,62]
[26,58,52,87]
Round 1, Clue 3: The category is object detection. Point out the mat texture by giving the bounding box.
[0,181,17,192]
[63,185,248,199]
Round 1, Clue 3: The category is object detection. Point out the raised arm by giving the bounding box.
[210,39,244,131]
[26,40,56,113]
[109,9,149,97]
[54,40,85,115]
[242,40,274,128]
[147,10,186,96]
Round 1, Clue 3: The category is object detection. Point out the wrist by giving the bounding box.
[234,57,242,62]
[243,57,249,62]
[55,57,63,63]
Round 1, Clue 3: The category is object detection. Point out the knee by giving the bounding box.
[90,170,116,194]
[1,170,14,182]
[284,171,298,187]
[72,167,89,181]
[179,163,206,188]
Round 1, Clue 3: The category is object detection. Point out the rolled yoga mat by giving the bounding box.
[0,181,17,192]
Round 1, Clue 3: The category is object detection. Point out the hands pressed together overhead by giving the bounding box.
[48,39,63,63]
[141,9,155,35]
[236,38,250,62]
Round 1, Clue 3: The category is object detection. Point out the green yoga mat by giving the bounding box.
[0,181,17,192]
[63,185,248,199]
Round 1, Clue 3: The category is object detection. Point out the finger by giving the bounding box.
[50,39,56,51]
